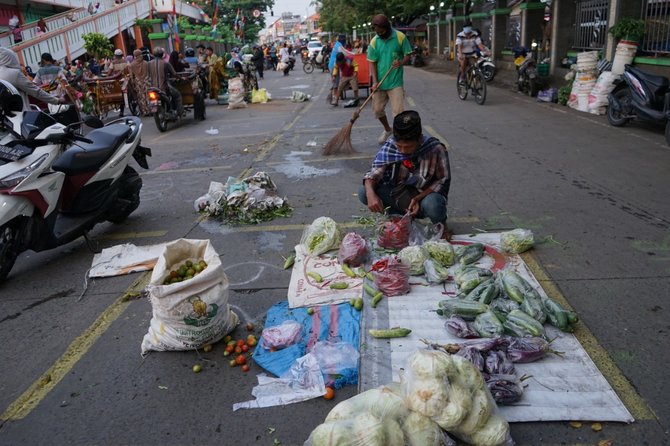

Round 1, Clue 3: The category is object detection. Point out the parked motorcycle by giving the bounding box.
[148,72,205,132]
[0,81,151,283]
[514,47,539,97]
[607,64,670,145]
[477,54,496,82]
[411,46,425,67]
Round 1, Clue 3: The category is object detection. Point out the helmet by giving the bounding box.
[185,47,195,57]
[153,47,164,58]
[114,49,123,56]
[0,80,24,114]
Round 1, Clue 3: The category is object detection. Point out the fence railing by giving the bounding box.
[641,0,670,54]
[574,0,610,50]
[12,0,151,70]
[0,8,89,49]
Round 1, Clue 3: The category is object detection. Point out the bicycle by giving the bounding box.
[457,56,487,105]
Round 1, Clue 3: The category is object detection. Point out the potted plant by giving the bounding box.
[82,32,113,59]
[608,17,646,43]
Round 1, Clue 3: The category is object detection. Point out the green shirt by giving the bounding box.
[366,29,413,90]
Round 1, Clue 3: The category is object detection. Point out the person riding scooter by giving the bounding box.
[148,47,183,117]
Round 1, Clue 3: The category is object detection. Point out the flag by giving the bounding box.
[211,0,219,35]
[172,0,180,51]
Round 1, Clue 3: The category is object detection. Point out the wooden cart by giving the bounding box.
[85,76,137,118]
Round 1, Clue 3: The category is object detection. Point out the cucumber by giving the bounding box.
[456,243,485,265]
[500,270,531,303]
[437,299,489,320]
[342,263,357,278]
[520,293,546,323]
[330,281,349,289]
[462,278,498,304]
[371,292,384,308]
[307,271,323,283]
[363,283,378,298]
[504,309,545,337]
[473,310,504,338]
[369,327,412,338]
[283,253,295,269]
[542,296,577,332]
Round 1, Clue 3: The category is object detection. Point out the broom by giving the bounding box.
[322,65,396,156]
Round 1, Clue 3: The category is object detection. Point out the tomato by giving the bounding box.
[323,387,335,400]
[224,335,232,344]
[247,336,257,347]
[269,347,277,353]
[241,344,249,352]
[229,359,237,367]
[225,345,234,354]
[245,322,255,331]
[241,364,250,372]
[235,355,247,366]
[236,339,245,347]
[235,346,243,354]
[223,350,230,357]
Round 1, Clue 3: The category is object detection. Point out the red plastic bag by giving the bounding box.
[337,232,368,267]
[371,255,411,296]
[377,213,412,250]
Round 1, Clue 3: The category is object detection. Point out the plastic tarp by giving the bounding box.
[253,301,360,389]
[359,233,634,423]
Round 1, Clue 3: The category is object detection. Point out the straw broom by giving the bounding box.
[322,65,396,156]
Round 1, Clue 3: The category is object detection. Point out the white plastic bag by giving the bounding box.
[260,320,302,349]
[310,340,359,374]
[300,216,342,255]
[141,239,239,355]
[227,77,247,109]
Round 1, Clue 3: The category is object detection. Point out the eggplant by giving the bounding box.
[445,315,480,339]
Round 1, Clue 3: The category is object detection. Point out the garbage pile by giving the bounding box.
[194,171,292,225]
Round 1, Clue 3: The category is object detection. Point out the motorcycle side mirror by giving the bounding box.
[83,116,104,129]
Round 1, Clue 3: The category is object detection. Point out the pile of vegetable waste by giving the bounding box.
[194,172,292,225]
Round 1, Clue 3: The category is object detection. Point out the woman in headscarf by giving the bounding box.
[127,49,150,116]
[0,48,62,110]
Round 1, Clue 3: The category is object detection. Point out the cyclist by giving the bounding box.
[455,23,489,84]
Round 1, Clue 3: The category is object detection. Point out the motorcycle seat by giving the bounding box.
[52,124,132,175]
[629,66,670,94]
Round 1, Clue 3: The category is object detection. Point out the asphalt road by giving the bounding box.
[0,61,669,446]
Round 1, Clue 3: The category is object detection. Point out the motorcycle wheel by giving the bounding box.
[457,75,468,100]
[128,91,139,116]
[482,65,496,82]
[607,88,633,127]
[303,62,314,74]
[154,103,168,132]
[107,166,142,224]
[472,70,487,105]
[528,77,539,97]
[0,220,20,284]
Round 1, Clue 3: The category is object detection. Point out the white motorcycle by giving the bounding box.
[0,81,151,283]
[477,54,497,82]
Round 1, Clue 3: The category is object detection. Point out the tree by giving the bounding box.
[82,32,113,59]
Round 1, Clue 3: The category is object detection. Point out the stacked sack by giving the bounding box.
[587,71,617,115]
[568,51,598,112]
[304,349,513,446]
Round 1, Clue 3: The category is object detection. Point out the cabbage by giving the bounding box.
[450,355,486,391]
[432,383,471,430]
[453,388,493,436]
[325,387,408,423]
[405,377,450,417]
[382,419,405,446]
[407,349,455,379]
[468,414,511,446]
[402,411,448,446]
[306,413,384,446]
[423,240,456,266]
[398,245,429,275]
[301,217,342,255]
[424,258,450,284]
[500,228,534,254]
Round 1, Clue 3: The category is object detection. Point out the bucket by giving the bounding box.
[611,40,638,75]
[537,63,549,77]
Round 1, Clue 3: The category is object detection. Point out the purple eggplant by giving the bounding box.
[486,374,524,404]
[445,315,480,339]
[505,336,560,363]
[456,346,485,371]
[485,350,516,375]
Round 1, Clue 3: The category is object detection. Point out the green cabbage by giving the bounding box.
[402,411,447,446]
[398,246,429,275]
[301,217,342,255]
[500,228,534,254]
[423,240,456,267]
[424,259,450,284]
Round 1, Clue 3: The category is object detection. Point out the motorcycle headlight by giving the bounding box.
[148,91,159,101]
[0,153,48,189]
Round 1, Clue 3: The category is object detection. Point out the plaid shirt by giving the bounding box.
[364,136,451,195]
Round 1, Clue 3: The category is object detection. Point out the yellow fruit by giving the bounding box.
[192,364,202,373]
[203,344,213,353]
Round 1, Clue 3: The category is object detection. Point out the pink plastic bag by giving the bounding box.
[377,213,412,250]
[371,255,411,296]
[337,232,368,267]
[260,320,302,349]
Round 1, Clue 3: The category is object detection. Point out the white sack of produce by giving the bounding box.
[227,77,247,109]
[300,216,342,256]
[141,239,239,355]
[588,71,617,115]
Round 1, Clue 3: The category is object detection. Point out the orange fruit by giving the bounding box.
[323,387,335,400]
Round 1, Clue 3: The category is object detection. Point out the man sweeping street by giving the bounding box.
[358,110,452,238]
[367,14,413,144]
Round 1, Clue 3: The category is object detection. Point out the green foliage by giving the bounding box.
[608,17,646,41]
[558,82,572,106]
[82,32,113,59]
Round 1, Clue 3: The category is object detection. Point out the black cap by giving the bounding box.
[41,52,55,63]
[393,110,422,141]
